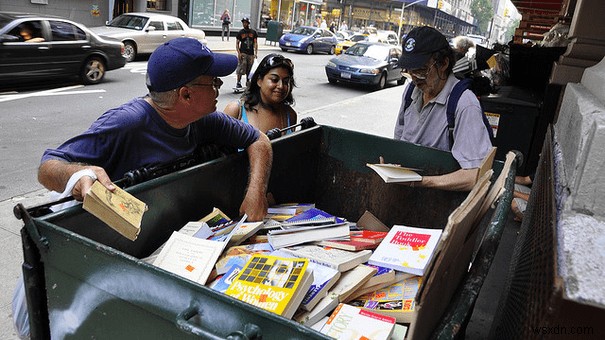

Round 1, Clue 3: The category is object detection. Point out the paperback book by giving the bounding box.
[83,181,148,241]
[366,163,422,183]
[315,230,388,251]
[280,245,372,272]
[214,243,274,275]
[320,303,396,340]
[268,223,350,249]
[225,254,313,319]
[368,225,442,276]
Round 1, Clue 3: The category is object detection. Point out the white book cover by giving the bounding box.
[281,245,372,272]
[293,293,340,326]
[366,163,422,183]
[329,264,377,302]
[153,231,224,285]
[320,303,396,340]
[268,224,350,249]
[368,225,442,276]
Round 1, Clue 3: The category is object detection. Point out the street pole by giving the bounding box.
[397,0,425,41]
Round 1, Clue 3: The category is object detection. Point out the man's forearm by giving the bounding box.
[246,133,272,195]
[38,159,88,193]
[420,168,478,191]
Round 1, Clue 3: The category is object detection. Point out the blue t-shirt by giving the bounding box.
[41,97,260,180]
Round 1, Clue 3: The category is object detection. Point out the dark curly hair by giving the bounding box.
[242,53,296,108]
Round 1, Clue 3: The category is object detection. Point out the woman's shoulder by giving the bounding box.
[223,100,242,119]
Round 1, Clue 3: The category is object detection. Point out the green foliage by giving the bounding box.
[471,0,494,35]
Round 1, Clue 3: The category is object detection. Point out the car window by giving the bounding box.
[350,35,366,42]
[50,21,86,41]
[291,27,314,36]
[8,20,45,42]
[166,21,183,31]
[108,15,148,30]
[322,30,333,37]
[345,44,388,61]
[148,21,164,31]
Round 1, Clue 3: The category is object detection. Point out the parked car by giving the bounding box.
[90,12,207,62]
[0,12,126,87]
[335,33,368,55]
[370,30,399,45]
[279,26,337,55]
[465,34,488,47]
[335,29,355,41]
[325,42,405,90]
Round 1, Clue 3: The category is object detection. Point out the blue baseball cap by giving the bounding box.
[146,38,237,92]
[400,26,450,70]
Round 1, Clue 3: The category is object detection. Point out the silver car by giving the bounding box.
[90,12,207,62]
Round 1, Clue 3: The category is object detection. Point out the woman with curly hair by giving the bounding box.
[224,54,297,136]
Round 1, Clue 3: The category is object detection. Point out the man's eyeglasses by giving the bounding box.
[188,77,223,90]
[264,55,294,70]
[401,61,437,80]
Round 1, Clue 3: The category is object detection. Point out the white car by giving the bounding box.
[90,12,207,62]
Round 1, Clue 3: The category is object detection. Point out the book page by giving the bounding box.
[367,163,422,183]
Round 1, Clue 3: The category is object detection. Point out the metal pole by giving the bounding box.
[398,0,425,41]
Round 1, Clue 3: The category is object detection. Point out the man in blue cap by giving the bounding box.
[394,26,492,191]
[37,38,272,221]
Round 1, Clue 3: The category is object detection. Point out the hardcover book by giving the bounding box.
[152,231,224,285]
[320,303,396,340]
[348,276,422,324]
[366,163,422,183]
[225,254,313,319]
[83,181,148,241]
[280,245,372,272]
[368,225,442,276]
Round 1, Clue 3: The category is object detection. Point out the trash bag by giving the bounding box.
[12,277,30,339]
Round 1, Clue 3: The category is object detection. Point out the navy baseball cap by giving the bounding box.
[241,17,250,23]
[146,38,237,92]
[400,26,450,70]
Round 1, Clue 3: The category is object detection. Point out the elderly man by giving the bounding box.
[38,37,272,220]
[394,26,492,191]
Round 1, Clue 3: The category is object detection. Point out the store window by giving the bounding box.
[191,0,251,29]
[147,0,167,11]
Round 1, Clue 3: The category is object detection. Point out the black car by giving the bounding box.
[0,12,126,87]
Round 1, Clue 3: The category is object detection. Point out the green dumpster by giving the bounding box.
[266,21,283,46]
[17,125,515,339]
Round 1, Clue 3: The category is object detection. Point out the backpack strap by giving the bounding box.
[399,82,415,126]
[446,78,494,149]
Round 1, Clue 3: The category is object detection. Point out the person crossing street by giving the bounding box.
[235,17,258,90]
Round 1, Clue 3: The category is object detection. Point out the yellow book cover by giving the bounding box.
[225,254,310,317]
[83,181,147,241]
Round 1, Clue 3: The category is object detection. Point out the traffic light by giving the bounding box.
[438,1,443,9]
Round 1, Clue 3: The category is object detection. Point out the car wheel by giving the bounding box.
[81,56,106,85]
[123,41,137,62]
[328,77,337,84]
[281,47,287,52]
[306,44,314,55]
[375,72,387,90]
[329,46,335,55]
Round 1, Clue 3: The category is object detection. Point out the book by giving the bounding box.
[272,249,341,311]
[280,245,372,272]
[294,293,340,326]
[225,254,313,319]
[368,225,442,276]
[366,163,422,183]
[362,265,396,288]
[320,303,396,340]
[315,230,387,251]
[141,221,212,264]
[152,231,224,285]
[268,223,350,249]
[282,207,346,226]
[83,180,148,241]
[209,263,243,293]
[267,203,315,215]
[328,264,377,302]
[215,243,274,275]
[346,268,404,302]
[228,221,264,246]
[348,276,422,324]
[356,211,389,232]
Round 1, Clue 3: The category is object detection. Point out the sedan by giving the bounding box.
[90,12,207,62]
[0,12,126,88]
[335,33,368,55]
[279,26,337,55]
[325,42,405,90]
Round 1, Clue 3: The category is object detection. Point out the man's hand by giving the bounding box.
[72,167,115,201]
[38,160,115,201]
[239,190,268,222]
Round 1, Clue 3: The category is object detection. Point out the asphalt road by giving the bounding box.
[0,51,400,201]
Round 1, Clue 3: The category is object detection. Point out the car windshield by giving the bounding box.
[291,27,315,36]
[344,44,388,60]
[107,15,148,30]
[350,35,367,42]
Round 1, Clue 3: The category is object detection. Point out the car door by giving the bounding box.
[319,29,333,52]
[139,20,166,53]
[387,47,402,81]
[47,20,89,76]
[0,20,51,82]
[165,19,186,41]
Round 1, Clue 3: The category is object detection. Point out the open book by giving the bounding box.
[366,163,422,183]
[83,181,148,241]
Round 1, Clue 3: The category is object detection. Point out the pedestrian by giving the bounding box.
[393,26,492,191]
[224,53,297,136]
[340,21,348,31]
[235,17,258,89]
[220,9,231,41]
[320,19,327,29]
[329,21,336,33]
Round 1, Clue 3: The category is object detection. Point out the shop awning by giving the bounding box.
[512,0,564,12]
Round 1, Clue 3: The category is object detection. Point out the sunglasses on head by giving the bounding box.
[264,55,294,70]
